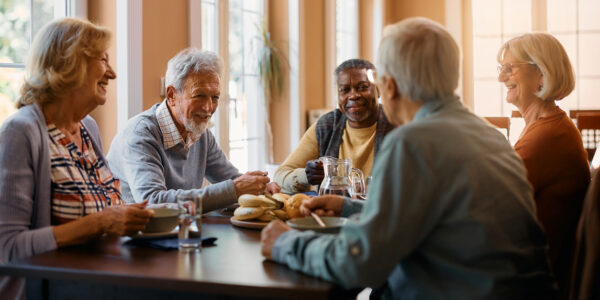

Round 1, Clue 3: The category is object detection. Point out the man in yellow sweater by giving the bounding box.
[274,59,394,194]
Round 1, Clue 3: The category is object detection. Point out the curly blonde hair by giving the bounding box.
[18,18,111,108]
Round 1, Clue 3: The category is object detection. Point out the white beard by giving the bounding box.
[184,117,208,137]
[178,102,209,140]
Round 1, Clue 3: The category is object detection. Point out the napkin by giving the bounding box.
[126,237,217,250]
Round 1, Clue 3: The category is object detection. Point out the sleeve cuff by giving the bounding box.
[341,197,364,217]
[198,179,238,212]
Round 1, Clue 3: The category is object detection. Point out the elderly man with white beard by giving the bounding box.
[107,48,279,211]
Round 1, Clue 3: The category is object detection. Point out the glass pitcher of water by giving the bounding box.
[318,156,365,199]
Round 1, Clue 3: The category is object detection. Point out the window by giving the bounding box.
[547,0,600,110]
[199,0,267,172]
[228,0,266,172]
[472,0,531,117]
[472,0,600,116]
[201,0,218,52]
[335,0,359,66]
[0,0,70,124]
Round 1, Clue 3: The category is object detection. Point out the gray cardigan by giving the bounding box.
[0,104,105,299]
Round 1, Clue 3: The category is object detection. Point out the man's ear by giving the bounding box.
[374,85,381,99]
[382,76,400,100]
[166,86,177,106]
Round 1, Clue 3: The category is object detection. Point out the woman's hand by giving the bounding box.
[300,195,344,217]
[98,201,154,236]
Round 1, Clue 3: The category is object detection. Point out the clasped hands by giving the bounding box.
[234,170,281,196]
[260,194,345,260]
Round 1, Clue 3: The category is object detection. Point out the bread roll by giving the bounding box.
[238,194,277,207]
[285,193,309,219]
[272,209,289,220]
[233,206,264,220]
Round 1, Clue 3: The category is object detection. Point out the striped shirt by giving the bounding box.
[48,123,122,224]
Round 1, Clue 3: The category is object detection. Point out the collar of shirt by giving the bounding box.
[413,95,461,122]
[155,100,198,149]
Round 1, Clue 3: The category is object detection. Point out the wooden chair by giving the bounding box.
[512,109,600,120]
[569,169,600,300]
[484,116,510,139]
[570,110,600,119]
[576,113,600,162]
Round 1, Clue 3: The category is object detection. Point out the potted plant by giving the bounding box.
[255,21,289,164]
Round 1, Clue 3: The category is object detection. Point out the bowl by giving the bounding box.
[143,208,180,233]
[286,216,347,233]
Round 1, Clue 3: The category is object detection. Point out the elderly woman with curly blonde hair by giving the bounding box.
[497,33,590,296]
[0,18,153,299]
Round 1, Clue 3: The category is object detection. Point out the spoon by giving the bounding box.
[310,212,326,227]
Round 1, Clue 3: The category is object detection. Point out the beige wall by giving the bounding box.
[384,0,446,26]
[88,0,117,152]
[268,0,291,163]
[142,0,189,110]
[301,0,327,114]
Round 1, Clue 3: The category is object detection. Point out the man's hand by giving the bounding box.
[98,201,154,236]
[300,195,344,217]
[234,171,271,196]
[261,220,291,260]
[265,182,281,195]
[305,159,324,185]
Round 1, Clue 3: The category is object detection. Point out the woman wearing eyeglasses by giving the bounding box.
[497,33,590,297]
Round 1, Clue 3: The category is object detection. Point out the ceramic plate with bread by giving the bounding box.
[230,193,311,229]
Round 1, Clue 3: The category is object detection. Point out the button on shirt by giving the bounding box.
[272,99,556,299]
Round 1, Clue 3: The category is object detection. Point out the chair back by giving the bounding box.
[569,169,600,300]
[484,116,510,139]
[576,113,600,162]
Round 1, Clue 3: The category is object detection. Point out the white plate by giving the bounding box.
[286,216,347,233]
[230,217,269,230]
[128,226,200,240]
[128,230,178,240]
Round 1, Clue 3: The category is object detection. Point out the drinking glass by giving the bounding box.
[365,176,372,194]
[177,193,202,252]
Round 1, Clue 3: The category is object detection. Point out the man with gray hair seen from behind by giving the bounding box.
[261,18,557,299]
[107,48,279,210]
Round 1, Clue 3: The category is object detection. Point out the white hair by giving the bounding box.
[165,47,223,93]
[375,17,460,103]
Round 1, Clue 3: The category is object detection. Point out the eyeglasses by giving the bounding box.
[497,62,536,75]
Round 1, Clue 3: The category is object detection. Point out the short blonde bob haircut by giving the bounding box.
[18,18,111,108]
[497,33,574,101]
[376,17,460,103]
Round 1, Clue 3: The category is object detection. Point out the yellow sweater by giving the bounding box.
[273,121,376,194]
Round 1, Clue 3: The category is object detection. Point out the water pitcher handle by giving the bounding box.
[350,168,365,197]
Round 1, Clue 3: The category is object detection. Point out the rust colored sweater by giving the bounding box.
[514,107,590,294]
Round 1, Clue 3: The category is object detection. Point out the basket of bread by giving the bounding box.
[230,193,311,229]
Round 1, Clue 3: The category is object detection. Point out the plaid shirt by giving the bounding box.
[155,100,201,149]
[48,123,122,224]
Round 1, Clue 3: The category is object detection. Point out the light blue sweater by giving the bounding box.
[107,102,241,211]
[0,104,106,299]
[273,99,557,299]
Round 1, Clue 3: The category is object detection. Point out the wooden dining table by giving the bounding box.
[0,212,358,300]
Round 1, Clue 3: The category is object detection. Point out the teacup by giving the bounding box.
[143,208,179,233]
